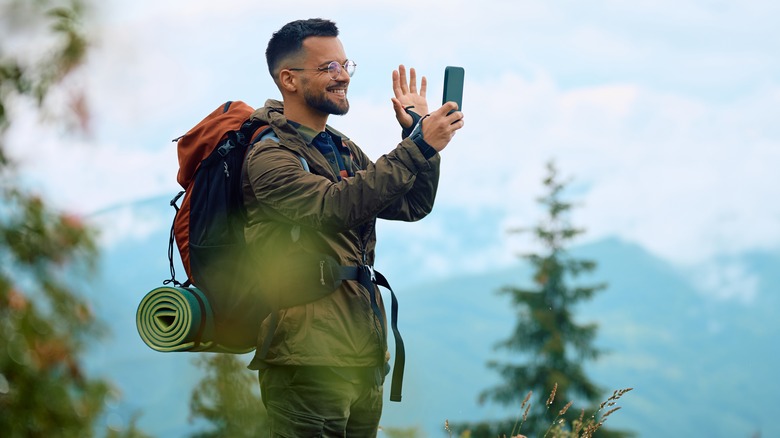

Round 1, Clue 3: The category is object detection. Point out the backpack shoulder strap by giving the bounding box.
[252,127,309,172]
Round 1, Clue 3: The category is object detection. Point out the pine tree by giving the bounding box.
[1,1,148,436]
[455,161,632,437]
[188,354,269,438]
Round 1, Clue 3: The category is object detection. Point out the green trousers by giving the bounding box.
[259,366,384,437]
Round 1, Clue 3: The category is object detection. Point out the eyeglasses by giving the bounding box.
[289,60,357,80]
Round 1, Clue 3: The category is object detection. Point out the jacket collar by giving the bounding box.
[250,99,354,182]
[252,99,351,147]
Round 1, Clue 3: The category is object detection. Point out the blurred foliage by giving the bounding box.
[188,354,269,437]
[0,0,149,436]
[379,425,424,438]
[451,162,633,438]
[0,0,90,146]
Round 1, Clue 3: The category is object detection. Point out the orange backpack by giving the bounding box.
[171,101,264,282]
[165,100,270,349]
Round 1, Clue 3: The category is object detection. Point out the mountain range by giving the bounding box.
[83,196,779,437]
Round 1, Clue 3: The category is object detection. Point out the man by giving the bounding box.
[242,18,464,437]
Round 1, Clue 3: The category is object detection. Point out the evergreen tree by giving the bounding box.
[455,161,632,437]
[188,354,269,438]
[1,1,149,436]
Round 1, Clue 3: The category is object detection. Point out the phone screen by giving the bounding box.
[442,66,464,112]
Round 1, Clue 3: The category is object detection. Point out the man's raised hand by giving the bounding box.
[391,65,429,130]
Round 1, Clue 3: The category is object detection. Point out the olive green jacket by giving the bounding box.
[242,99,440,368]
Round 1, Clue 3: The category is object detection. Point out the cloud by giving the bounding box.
[6,100,180,214]
[689,260,759,304]
[5,0,780,273]
[350,69,780,267]
[577,85,780,263]
[91,201,170,249]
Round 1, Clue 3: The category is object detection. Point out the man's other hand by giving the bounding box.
[391,65,428,129]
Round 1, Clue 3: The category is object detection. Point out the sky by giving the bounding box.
[6,0,780,300]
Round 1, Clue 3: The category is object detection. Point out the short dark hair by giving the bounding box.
[266,18,339,82]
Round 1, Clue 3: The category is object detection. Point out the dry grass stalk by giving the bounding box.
[508,389,533,437]
[521,390,533,410]
[460,386,630,438]
[543,397,574,438]
[582,387,632,437]
[602,406,621,419]
[596,388,632,414]
[546,383,558,407]
[595,406,622,430]
[522,402,531,424]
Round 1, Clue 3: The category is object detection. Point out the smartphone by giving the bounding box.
[442,66,464,113]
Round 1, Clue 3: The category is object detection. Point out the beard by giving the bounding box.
[302,82,350,116]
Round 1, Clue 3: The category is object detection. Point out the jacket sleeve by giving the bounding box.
[365,147,440,222]
[245,137,436,232]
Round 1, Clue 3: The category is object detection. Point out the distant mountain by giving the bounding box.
[84,198,779,437]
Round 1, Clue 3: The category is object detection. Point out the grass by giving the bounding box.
[445,384,634,438]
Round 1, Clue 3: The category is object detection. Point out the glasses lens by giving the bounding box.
[327,61,341,80]
[345,60,356,77]
[325,61,356,79]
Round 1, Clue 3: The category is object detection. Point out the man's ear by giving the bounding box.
[279,70,298,93]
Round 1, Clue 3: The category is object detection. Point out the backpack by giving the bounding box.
[164,100,271,352]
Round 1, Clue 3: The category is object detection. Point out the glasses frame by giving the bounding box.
[288,60,356,80]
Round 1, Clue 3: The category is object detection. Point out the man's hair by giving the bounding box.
[266,18,339,82]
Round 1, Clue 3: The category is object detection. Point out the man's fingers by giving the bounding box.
[392,70,403,98]
[394,65,427,100]
[409,68,417,95]
[390,97,404,113]
[391,97,404,115]
[398,64,409,94]
[391,97,413,126]
[437,101,459,115]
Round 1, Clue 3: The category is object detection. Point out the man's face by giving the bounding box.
[298,36,350,116]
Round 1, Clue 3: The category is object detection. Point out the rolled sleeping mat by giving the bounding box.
[135,286,254,354]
